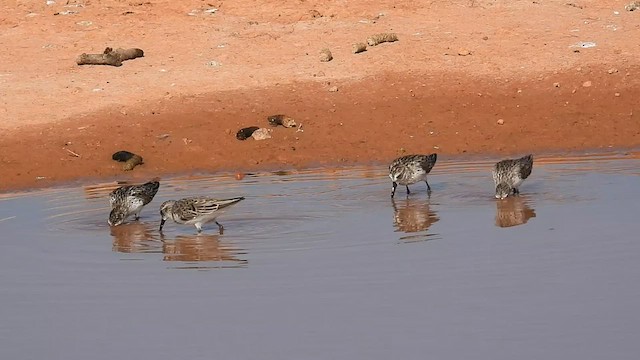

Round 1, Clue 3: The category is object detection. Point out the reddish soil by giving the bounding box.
[1,0,639,191]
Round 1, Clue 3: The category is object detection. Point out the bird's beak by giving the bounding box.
[159,218,166,232]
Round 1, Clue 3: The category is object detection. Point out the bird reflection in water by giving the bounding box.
[160,233,248,268]
[391,197,440,243]
[495,196,536,228]
[110,222,161,254]
[110,223,247,268]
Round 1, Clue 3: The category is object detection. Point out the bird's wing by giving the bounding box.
[174,198,220,222]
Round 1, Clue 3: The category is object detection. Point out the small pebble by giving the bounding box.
[615,92,621,97]
[268,114,297,128]
[607,68,619,74]
[553,82,561,88]
[319,48,333,62]
[251,128,272,140]
[352,43,367,54]
[497,119,505,125]
[112,151,136,162]
[236,126,260,140]
[582,81,592,87]
[328,86,339,92]
[123,155,143,171]
[458,49,471,56]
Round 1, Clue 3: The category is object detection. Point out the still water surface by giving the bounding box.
[1,153,639,359]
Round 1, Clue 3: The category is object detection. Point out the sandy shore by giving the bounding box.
[1,0,639,191]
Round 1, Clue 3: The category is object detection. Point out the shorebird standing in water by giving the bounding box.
[108,180,160,226]
[492,154,534,199]
[388,153,438,198]
[159,196,245,234]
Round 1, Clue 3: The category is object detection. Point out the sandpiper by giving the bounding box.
[492,154,533,199]
[108,180,160,226]
[388,153,438,197]
[159,196,245,234]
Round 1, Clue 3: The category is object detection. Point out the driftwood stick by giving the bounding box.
[76,47,144,66]
[366,33,399,46]
[64,148,81,157]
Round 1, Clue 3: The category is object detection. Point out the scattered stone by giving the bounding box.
[565,2,585,9]
[235,172,245,180]
[482,36,489,40]
[309,9,323,18]
[268,114,297,128]
[497,119,505,125]
[112,151,143,171]
[188,8,216,16]
[315,71,325,77]
[54,10,78,15]
[123,154,143,171]
[206,60,221,67]
[328,86,339,92]
[352,43,367,54]
[319,48,333,62]
[157,133,170,140]
[615,92,621,97]
[366,33,398,46]
[236,126,260,140]
[224,128,231,135]
[458,49,472,56]
[251,128,272,140]
[582,81,592,87]
[572,41,596,49]
[607,68,619,74]
[553,82,561,88]
[76,20,93,26]
[625,1,640,11]
[182,138,192,145]
[112,150,136,162]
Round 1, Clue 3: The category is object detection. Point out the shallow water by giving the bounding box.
[1,153,639,359]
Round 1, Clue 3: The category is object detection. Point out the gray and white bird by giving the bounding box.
[108,180,160,226]
[492,154,533,199]
[159,196,245,234]
[388,153,438,197]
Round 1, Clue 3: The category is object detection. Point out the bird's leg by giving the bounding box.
[513,188,520,195]
[406,185,411,195]
[195,223,203,233]
[391,182,398,198]
[215,221,224,235]
[425,179,432,192]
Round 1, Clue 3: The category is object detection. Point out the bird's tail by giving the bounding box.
[143,180,160,194]
[519,154,533,166]
[217,197,245,209]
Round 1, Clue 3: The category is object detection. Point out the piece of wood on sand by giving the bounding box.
[366,33,398,46]
[76,47,144,66]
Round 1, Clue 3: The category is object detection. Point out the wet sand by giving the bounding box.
[1,69,639,191]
